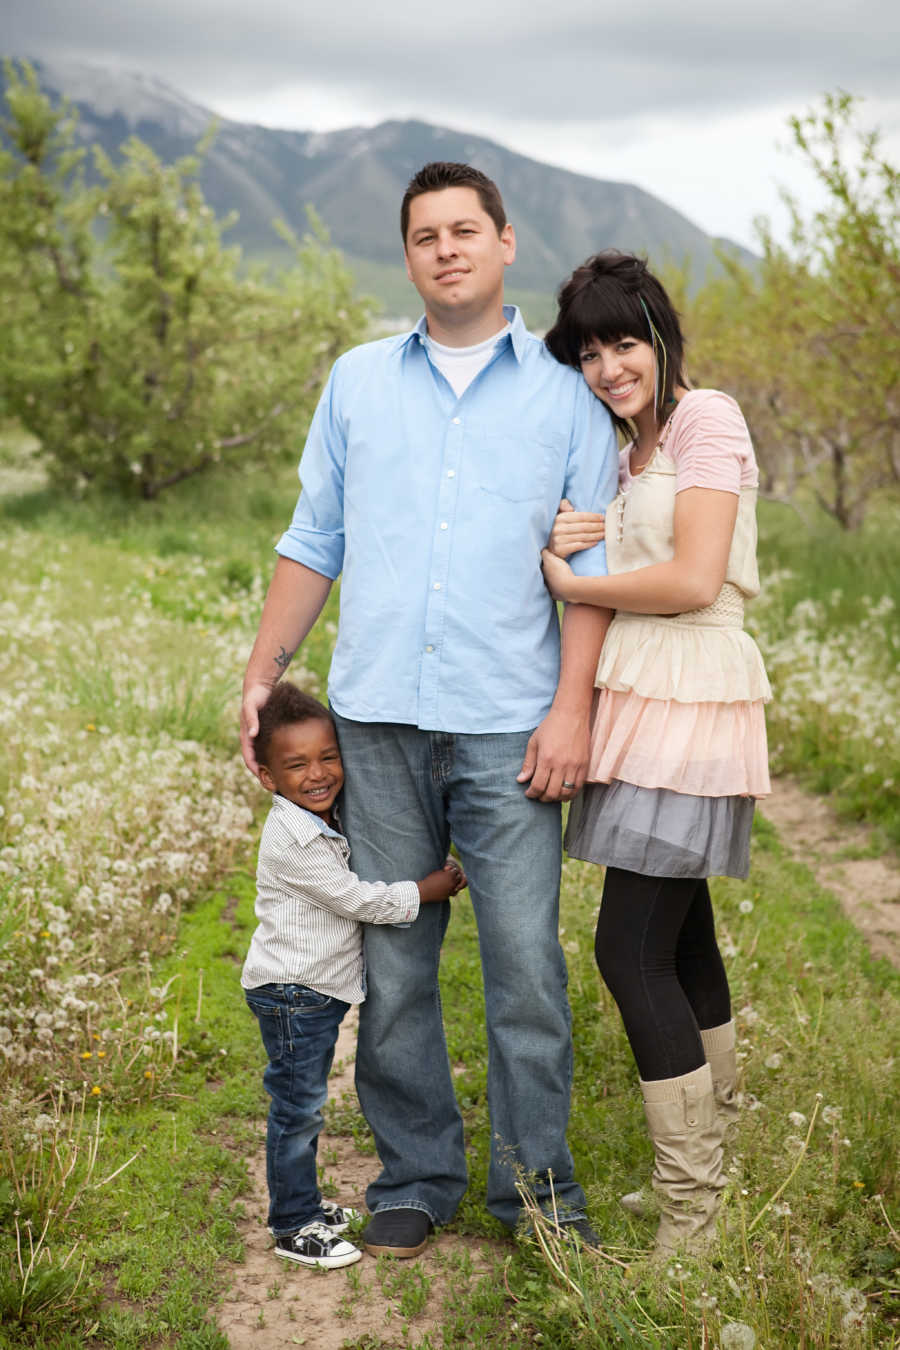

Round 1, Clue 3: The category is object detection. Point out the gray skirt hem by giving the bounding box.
[564,780,754,880]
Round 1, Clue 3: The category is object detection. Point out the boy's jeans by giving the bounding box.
[245,983,349,1235]
[332,714,585,1230]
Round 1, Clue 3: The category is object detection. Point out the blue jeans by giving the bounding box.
[245,983,350,1235]
[332,714,585,1230]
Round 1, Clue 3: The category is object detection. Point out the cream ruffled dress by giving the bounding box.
[565,389,771,879]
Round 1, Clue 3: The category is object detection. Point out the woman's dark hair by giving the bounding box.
[254,682,334,766]
[544,251,687,435]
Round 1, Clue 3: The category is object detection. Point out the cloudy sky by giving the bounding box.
[6,0,899,249]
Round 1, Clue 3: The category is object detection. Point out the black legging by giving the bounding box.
[594,867,732,1082]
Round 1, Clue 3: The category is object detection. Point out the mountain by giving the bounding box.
[3,58,754,319]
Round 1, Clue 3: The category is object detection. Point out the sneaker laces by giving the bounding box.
[297,1221,342,1243]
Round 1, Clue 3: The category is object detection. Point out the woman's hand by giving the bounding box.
[541,548,577,602]
[548,498,606,558]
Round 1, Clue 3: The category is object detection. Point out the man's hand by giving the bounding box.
[516,705,590,803]
[240,679,277,778]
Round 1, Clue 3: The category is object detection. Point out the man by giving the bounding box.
[241,161,618,1258]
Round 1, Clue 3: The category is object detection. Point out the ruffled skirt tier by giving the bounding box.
[587,689,771,798]
[587,609,771,799]
[566,780,755,879]
[595,609,772,705]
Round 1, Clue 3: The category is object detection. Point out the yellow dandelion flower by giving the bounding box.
[92,1033,101,1041]
[144,1070,154,1079]
[40,930,51,938]
[80,1051,93,1059]
[90,1086,101,1096]
[86,723,97,732]
[853,1181,865,1189]
[96,1051,106,1059]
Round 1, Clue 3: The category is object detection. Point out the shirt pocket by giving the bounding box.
[473,433,557,504]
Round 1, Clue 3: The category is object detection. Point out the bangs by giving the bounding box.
[550,275,648,367]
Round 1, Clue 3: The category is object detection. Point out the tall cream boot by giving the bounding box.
[640,1062,725,1252]
[700,1020,740,1126]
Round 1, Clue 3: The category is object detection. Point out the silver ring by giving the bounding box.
[562,780,576,789]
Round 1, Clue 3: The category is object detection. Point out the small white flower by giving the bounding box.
[739,899,754,915]
[721,1323,756,1350]
[788,1111,807,1128]
[765,1053,782,1070]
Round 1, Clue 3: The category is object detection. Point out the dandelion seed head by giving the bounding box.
[721,1322,756,1350]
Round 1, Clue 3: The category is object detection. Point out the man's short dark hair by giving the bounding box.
[401,162,507,244]
[254,683,334,766]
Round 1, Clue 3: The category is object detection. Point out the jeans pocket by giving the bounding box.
[289,986,336,1013]
[246,997,285,1061]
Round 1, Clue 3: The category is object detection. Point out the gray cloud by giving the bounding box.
[6,0,898,129]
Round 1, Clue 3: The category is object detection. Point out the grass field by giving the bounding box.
[1,456,898,1347]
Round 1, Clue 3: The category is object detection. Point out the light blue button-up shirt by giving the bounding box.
[277,306,619,733]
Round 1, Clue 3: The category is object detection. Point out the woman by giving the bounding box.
[541,251,771,1252]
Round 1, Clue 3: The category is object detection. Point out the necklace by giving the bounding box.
[616,409,678,544]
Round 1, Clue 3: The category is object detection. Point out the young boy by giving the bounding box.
[241,682,466,1269]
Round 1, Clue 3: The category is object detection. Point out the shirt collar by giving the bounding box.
[274,793,345,840]
[404,305,527,364]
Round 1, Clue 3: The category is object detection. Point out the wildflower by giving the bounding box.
[721,1323,756,1350]
[822,1104,842,1124]
[810,1273,842,1299]
[90,1086,101,1096]
[80,1051,93,1060]
[738,899,754,915]
[788,1111,807,1128]
[764,1053,782,1070]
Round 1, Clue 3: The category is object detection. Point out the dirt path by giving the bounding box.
[759,776,900,967]
[217,1010,500,1349]
[215,776,899,1347]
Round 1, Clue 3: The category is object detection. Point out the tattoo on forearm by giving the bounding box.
[274,646,294,672]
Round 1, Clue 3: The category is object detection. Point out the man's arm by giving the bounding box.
[517,602,612,802]
[516,375,617,801]
[240,558,333,776]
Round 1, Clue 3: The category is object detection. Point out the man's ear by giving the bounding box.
[501,222,516,267]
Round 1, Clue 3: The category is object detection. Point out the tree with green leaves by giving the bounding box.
[688,92,899,528]
[0,61,369,499]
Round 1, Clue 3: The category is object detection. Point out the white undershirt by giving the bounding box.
[424,324,511,398]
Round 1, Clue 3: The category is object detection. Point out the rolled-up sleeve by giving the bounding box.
[276,362,347,579]
[563,380,619,578]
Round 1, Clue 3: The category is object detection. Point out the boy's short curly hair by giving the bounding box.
[254,683,334,766]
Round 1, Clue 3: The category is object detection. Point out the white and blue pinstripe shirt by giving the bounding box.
[240,794,420,1004]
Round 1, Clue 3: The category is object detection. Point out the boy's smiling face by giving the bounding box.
[258,718,344,823]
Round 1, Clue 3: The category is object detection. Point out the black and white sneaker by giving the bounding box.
[274,1221,362,1269]
[319,1199,360,1233]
